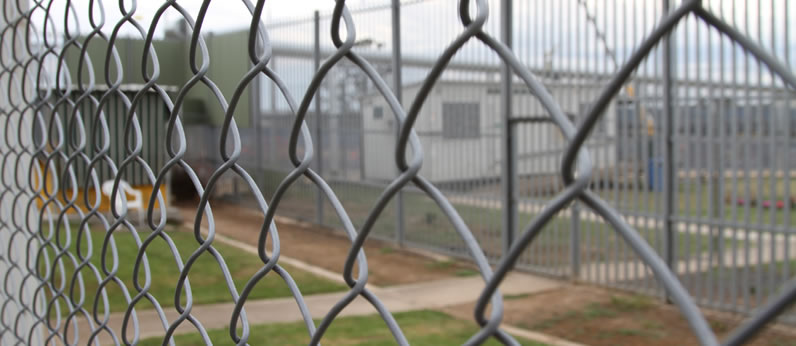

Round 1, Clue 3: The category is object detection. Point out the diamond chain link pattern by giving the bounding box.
[1,0,795,345]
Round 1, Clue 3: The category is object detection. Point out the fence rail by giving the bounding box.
[1,0,796,345]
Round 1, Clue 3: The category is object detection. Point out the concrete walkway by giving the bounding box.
[72,270,562,345]
[136,274,558,339]
[67,229,575,345]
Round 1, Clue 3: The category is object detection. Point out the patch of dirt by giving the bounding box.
[443,285,796,346]
[175,202,477,286]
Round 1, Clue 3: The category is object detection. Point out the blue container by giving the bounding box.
[648,158,663,192]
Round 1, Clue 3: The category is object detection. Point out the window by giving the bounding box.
[373,106,384,119]
[442,102,480,139]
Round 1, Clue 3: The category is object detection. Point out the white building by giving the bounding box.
[360,79,621,183]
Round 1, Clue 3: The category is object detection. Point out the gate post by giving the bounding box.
[571,201,581,280]
[500,0,516,257]
[313,10,324,224]
[391,0,405,246]
[662,0,677,301]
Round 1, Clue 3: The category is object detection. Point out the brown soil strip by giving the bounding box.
[443,285,796,346]
[176,202,478,286]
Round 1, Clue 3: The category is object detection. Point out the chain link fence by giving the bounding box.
[2,0,796,345]
[229,0,796,323]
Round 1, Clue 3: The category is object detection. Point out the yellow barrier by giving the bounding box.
[35,184,168,214]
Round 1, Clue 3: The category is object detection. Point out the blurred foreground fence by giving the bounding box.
[2,0,796,345]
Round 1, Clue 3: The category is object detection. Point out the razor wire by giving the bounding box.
[0,0,795,345]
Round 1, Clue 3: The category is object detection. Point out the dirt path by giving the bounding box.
[443,285,796,346]
[176,202,478,286]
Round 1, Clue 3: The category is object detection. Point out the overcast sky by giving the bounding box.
[33,0,374,37]
[31,0,796,93]
[34,0,791,60]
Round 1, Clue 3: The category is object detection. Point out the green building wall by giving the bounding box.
[64,30,253,128]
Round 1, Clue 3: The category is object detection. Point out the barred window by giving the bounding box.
[442,102,480,139]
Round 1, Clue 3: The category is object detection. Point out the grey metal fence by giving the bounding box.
[236,0,796,324]
[2,0,796,345]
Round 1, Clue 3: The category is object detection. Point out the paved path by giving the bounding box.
[68,229,570,345]
[143,274,557,339]
[73,271,562,344]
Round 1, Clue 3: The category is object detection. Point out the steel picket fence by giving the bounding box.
[1,0,796,345]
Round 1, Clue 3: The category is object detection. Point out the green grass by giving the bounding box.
[422,258,478,277]
[607,295,654,312]
[533,294,653,330]
[582,302,619,319]
[531,294,657,336]
[260,169,748,263]
[596,175,796,227]
[710,258,796,274]
[531,310,579,330]
[767,259,796,272]
[454,268,480,277]
[263,166,796,228]
[379,246,396,254]
[331,179,738,260]
[424,259,456,270]
[42,225,346,315]
[504,293,532,300]
[138,310,547,345]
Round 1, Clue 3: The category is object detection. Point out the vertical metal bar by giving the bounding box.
[114,94,120,180]
[766,0,778,302]
[543,0,552,272]
[742,0,752,309]
[784,0,792,294]
[631,0,640,287]
[718,6,728,308]
[252,60,263,190]
[695,12,705,304]
[620,0,629,285]
[568,0,580,281]
[145,93,151,186]
[269,58,277,170]
[571,200,581,280]
[313,10,324,224]
[500,0,516,257]
[608,0,620,287]
[707,15,718,306]
[391,0,404,246]
[680,11,692,296]
[728,1,739,311]
[754,0,765,307]
[662,0,676,296]
[270,58,277,113]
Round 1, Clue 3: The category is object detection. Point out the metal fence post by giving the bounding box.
[391,0,405,246]
[251,49,263,192]
[500,0,516,257]
[269,58,277,169]
[662,0,677,301]
[313,10,324,224]
[662,0,675,270]
[571,201,581,280]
